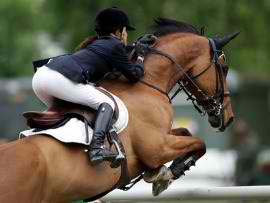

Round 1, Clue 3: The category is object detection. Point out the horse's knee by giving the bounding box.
[171,128,192,137]
[145,160,162,169]
[143,145,169,169]
[193,138,206,157]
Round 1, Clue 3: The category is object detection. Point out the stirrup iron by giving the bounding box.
[108,129,126,168]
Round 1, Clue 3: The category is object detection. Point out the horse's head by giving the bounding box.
[184,32,239,131]
[145,18,239,131]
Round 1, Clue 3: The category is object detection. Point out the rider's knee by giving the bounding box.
[100,101,115,111]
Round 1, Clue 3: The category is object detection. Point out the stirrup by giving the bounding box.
[108,129,126,168]
[89,147,115,164]
[110,142,125,168]
[89,146,125,168]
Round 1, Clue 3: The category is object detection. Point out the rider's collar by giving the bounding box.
[110,33,121,40]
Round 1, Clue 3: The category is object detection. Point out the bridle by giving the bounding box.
[138,36,230,131]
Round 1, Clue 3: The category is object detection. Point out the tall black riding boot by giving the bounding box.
[88,103,117,165]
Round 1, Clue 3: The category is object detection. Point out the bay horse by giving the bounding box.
[0,18,238,203]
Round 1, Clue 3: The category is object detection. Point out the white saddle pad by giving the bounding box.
[20,95,128,145]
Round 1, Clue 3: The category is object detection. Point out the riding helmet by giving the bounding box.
[95,7,135,34]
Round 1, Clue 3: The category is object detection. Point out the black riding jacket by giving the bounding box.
[46,36,144,84]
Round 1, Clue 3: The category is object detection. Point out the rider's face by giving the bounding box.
[115,27,128,45]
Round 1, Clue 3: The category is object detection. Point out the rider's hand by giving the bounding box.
[135,43,147,57]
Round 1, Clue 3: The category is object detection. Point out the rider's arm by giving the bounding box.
[111,43,144,83]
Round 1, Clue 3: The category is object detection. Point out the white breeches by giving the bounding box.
[32,66,115,110]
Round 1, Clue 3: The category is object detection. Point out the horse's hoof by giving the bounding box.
[152,178,174,196]
[143,165,172,183]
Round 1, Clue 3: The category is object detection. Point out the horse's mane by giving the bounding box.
[152,18,201,37]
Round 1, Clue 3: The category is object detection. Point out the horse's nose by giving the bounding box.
[208,115,221,128]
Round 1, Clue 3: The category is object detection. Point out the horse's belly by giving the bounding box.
[25,135,122,202]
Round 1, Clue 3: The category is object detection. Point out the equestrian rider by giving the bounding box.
[32,7,144,165]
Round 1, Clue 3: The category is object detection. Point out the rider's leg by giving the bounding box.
[32,66,115,109]
[32,66,117,164]
[88,102,117,165]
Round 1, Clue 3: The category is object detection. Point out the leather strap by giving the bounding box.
[84,131,130,202]
[96,87,119,121]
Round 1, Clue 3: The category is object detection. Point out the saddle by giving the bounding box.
[23,100,98,131]
[23,87,119,131]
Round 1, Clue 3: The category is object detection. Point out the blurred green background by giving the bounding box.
[0,0,270,193]
[0,0,270,78]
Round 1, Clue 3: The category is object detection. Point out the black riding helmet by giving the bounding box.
[95,7,135,35]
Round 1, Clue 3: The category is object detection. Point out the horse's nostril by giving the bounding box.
[208,115,221,128]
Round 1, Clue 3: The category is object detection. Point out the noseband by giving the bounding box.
[137,36,229,131]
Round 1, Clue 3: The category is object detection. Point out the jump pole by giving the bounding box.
[102,186,270,202]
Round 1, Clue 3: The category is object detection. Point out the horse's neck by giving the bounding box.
[142,58,173,93]
[143,36,193,93]
[102,79,173,130]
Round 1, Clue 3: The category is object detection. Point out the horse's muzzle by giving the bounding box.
[208,111,234,132]
[208,115,221,129]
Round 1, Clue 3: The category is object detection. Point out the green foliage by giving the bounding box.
[0,0,269,77]
[0,0,41,77]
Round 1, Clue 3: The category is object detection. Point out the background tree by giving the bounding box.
[0,0,269,78]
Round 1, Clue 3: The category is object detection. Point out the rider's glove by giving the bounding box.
[134,43,147,57]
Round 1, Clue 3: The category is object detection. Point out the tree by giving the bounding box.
[0,0,269,78]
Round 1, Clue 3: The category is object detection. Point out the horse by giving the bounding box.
[0,18,238,203]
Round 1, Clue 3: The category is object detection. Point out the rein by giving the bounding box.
[137,35,228,131]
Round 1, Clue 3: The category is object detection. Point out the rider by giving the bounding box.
[32,7,144,165]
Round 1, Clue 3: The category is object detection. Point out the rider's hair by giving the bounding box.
[76,26,123,50]
[95,25,123,36]
[77,36,98,50]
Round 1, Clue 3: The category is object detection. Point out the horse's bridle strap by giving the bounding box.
[139,79,172,103]
[138,36,228,131]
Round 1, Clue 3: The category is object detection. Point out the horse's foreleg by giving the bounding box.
[144,128,206,196]
[162,128,206,165]
[164,128,206,177]
[136,127,205,169]
[170,127,206,159]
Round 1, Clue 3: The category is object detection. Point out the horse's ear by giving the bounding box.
[215,31,240,50]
